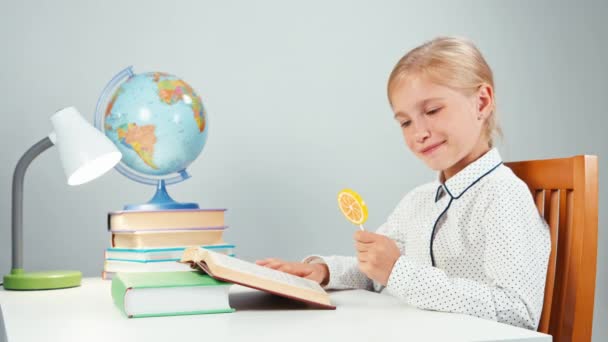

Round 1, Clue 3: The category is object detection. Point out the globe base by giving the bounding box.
[124,201,199,211]
[124,179,199,211]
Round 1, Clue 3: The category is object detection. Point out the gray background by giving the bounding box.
[0,0,605,339]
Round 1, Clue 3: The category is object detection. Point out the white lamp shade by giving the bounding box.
[49,107,122,186]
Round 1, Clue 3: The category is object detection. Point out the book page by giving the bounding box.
[207,251,325,293]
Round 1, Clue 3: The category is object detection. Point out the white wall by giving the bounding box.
[0,0,605,340]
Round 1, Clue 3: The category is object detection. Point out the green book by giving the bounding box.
[111,271,235,318]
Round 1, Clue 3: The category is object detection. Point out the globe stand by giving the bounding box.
[123,180,199,211]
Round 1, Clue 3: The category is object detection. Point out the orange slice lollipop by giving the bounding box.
[337,189,368,230]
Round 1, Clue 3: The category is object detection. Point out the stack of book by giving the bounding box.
[102,208,235,280]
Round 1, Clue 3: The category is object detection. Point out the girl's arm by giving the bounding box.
[303,191,413,290]
[303,221,394,291]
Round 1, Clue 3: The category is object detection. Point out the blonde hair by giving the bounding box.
[388,36,502,147]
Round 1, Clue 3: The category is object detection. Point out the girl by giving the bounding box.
[256,36,550,330]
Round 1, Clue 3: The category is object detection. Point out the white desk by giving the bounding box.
[0,278,550,342]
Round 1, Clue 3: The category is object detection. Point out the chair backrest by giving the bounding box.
[505,155,598,342]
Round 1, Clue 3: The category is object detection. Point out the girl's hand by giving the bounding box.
[256,258,329,285]
[354,231,401,285]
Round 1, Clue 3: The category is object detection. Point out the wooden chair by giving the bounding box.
[505,155,598,342]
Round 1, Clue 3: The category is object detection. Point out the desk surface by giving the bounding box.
[0,278,550,342]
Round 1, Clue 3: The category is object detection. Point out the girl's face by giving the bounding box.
[390,74,494,180]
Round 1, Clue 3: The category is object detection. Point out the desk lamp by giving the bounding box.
[3,107,122,290]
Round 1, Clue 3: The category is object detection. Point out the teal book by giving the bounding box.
[111,271,235,318]
[105,244,236,262]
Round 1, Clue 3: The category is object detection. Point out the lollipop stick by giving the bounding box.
[359,224,365,231]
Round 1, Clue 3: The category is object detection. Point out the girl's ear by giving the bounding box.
[476,83,494,120]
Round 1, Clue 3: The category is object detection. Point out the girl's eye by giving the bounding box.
[426,107,442,115]
[400,120,411,128]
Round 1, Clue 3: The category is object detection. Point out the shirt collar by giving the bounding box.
[435,148,503,202]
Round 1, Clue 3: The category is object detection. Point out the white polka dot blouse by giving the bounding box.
[305,148,551,330]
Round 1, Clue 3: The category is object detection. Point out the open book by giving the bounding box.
[181,247,335,309]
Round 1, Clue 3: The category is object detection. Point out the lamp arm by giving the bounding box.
[12,136,54,270]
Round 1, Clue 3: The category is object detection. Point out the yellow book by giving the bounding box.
[108,209,226,231]
[181,247,335,309]
[112,229,225,249]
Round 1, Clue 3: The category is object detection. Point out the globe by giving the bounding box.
[94,66,208,210]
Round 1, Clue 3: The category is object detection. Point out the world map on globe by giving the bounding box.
[103,72,208,176]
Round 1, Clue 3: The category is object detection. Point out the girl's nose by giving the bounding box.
[413,122,430,143]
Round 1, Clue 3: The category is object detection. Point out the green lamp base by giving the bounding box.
[3,268,81,290]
